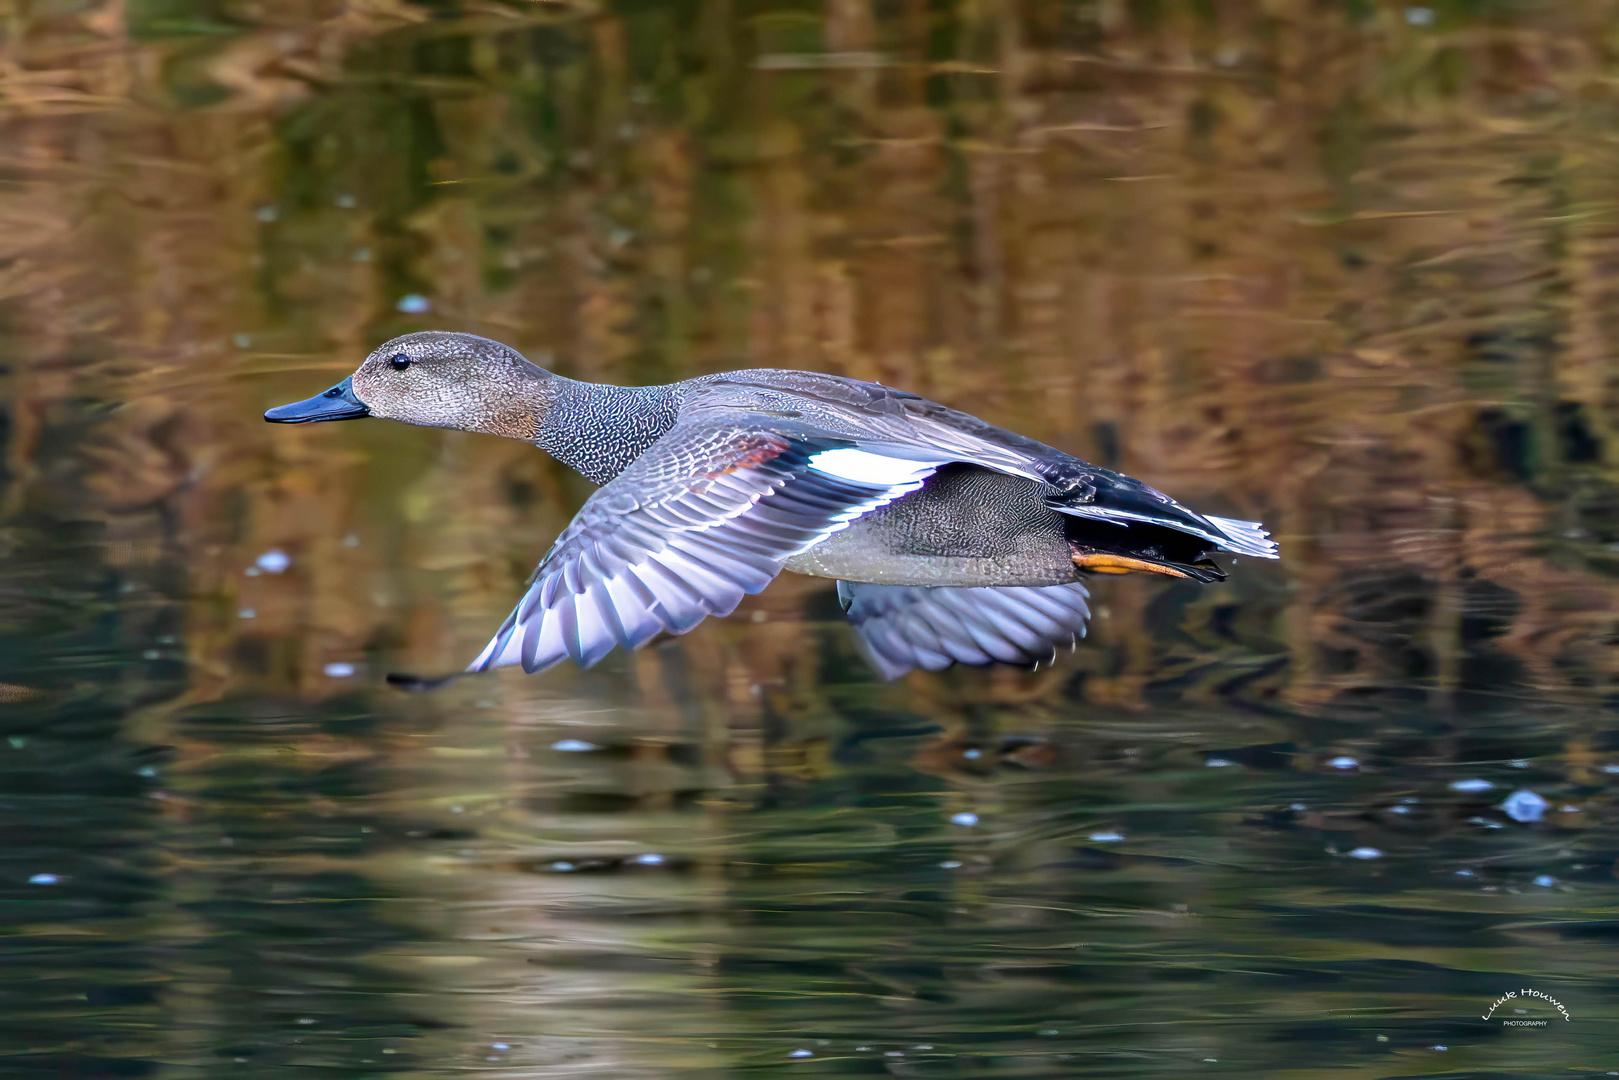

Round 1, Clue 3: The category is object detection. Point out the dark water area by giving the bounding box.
[4,1,1619,1076]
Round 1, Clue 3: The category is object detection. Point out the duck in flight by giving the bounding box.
[266,332,1277,679]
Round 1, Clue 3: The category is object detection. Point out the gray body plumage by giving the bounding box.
[530,368,1268,580]
[265,332,1279,679]
[535,373,1085,587]
[783,465,1076,587]
[536,381,680,484]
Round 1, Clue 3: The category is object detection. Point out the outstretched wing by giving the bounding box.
[471,424,939,673]
[838,581,1091,680]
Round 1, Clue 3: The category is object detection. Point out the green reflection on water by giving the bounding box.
[4,0,1619,1076]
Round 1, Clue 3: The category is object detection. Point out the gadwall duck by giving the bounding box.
[267,332,1277,679]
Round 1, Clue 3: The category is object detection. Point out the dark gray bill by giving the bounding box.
[264,377,369,423]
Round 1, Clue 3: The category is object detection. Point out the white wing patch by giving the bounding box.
[808,448,940,487]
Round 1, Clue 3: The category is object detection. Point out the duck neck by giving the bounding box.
[532,376,681,485]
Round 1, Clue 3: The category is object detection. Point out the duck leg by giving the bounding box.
[1066,522,1227,583]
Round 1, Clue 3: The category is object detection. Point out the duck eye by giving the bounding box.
[389,354,411,371]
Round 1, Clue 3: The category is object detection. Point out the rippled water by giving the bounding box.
[4,1,1619,1076]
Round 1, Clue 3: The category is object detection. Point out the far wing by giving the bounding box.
[472,425,937,674]
[838,581,1091,680]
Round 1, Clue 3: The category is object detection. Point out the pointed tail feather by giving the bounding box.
[1204,515,1278,559]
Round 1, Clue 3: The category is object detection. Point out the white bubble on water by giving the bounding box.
[1499,789,1547,823]
[551,739,599,752]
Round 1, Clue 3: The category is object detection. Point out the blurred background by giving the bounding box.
[3,0,1619,1075]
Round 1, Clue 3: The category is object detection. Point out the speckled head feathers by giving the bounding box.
[348,331,555,439]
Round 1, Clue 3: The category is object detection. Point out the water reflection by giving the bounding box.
[3,0,1619,1076]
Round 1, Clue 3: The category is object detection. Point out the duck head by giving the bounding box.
[264,331,552,439]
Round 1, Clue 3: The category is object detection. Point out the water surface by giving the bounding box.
[3,1,1618,1076]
